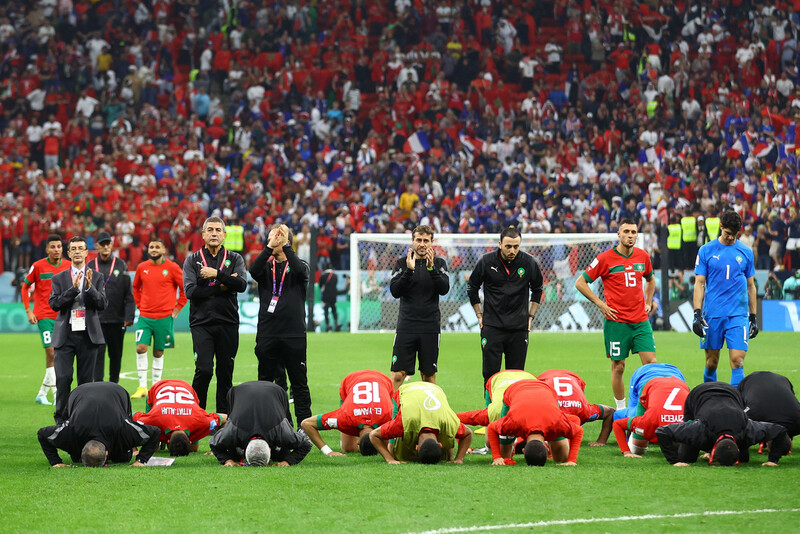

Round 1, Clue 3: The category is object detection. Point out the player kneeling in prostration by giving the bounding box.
[738,371,800,454]
[300,370,394,456]
[132,379,226,456]
[612,376,689,457]
[655,382,791,467]
[369,382,472,464]
[485,380,584,466]
[537,369,615,448]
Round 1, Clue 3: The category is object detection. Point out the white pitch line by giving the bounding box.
[405,508,800,534]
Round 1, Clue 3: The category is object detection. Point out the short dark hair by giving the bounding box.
[418,438,442,464]
[67,236,87,248]
[168,431,191,457]
[359,432,378,456]
[412,225,435,240]
[148,237,166,246]
[81,440,106,467]
[524,439,548,466]
[46,234,62,245]
[500,226,521,241]
[714,438,739,466]
[720,210,742,235]
[618,218,637,228]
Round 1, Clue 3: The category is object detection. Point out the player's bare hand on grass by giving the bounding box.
[559,461,577,466]
[588,442,606,447]
[386,459,405,465]
[623,452,641,458]
[699,452,710,460]
[52,463,69,468]
[673,462,689,467]
[204,451,214,455]
[762,461,778,467]
[327,451,346,457]
[223,459,237,466]
[130,461,145,467]
[491,458,507,466]
[273,461,290,467]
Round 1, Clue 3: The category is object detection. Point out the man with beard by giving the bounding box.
[389,225,450,390]
[131,238,187,398]
[467,226,543,392]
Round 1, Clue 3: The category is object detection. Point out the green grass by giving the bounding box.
[2,331,799,533]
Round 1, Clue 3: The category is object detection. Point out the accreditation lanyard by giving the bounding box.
[94,257,117,285]
[267,258,288,314]
[199,248,227,287]
[498,252,511,276]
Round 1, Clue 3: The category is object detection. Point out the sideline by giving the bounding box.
[405,508,800,534]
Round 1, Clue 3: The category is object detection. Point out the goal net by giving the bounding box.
[348,233,619,333]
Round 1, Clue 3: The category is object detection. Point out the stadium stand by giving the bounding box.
[0,0,798,276]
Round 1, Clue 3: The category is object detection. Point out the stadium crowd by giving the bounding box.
[1,0,800,276]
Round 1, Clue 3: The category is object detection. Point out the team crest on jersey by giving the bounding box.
[517,268,525,278]
[736,255,743,264]
[162,269,168,276]
[481,337,487,347]
[392,355,397,363]
[224,259,231,268]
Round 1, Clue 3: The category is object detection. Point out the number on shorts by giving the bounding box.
[352,381,381,404]
[624,271,636,287]
[610,341,621,358]
[42,330,51,344]
[552,377,574,396]
[663,388,683,411]
[154,385,195,406]
[135,329,143,342]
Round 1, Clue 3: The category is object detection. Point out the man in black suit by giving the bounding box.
[37,382,160,467]
[49,236,107,423]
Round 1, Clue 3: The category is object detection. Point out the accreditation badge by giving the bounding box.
[71,308,87,331]
[267,296,279,314]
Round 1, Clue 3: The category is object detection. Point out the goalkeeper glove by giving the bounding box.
[748,313,759,339]
[692,309,708,338]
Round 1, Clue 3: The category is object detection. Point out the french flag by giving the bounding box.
[459,133,484,155]
[637,146,663,170]
[328,162,344,182]
[403,131,431,154]
[778,143,796,162]
[322,145,338,164]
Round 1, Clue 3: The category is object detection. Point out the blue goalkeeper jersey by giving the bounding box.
[614,363,686,421]
[694,238,754,319]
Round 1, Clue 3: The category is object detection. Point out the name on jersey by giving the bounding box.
[160,407,194,415]
[352,407,383,417]
[660,414,683,423]
[558,400,583,409]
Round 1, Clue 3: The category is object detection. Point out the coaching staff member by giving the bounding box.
[467,226,543,389]
[209,381,312,466]
[250,224,311,428]
[49,236,107,423]
[37,382,160,467]
[91,231,135,383]
[183,216,247,414]
[389,225,450,390]
[738,371,800,439]
[655,381,791,467]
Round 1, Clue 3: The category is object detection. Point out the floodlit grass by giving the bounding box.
[2,331,799,533]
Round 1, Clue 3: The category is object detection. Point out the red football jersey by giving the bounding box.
[133,379,220,443]
[22,257,70,319]
[486,380,584,463]
[537,369,602,425]
[132,258,187,318]
[318,370,394,436]
[582,246,653,323]
[613,377,689,453]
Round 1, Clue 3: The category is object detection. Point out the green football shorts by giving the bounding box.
[135,316,175,350]
[38,318,55,348]
[603,320,656,361]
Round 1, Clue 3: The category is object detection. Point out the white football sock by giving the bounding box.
[38,367,53,397]
[137,351,149,388]
[152,356,164,383]
[615,397,627,410]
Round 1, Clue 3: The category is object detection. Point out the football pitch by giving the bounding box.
[2,331,799,533]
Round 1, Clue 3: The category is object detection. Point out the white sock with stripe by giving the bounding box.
[152,356,164,384]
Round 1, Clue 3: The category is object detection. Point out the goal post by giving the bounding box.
[349,232,620,333]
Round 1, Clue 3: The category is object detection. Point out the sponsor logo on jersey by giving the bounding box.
[144,270,149,274]
[490,266,499,272]
[712,255,720,261]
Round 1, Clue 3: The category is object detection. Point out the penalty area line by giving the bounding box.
[405,508,800,534]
